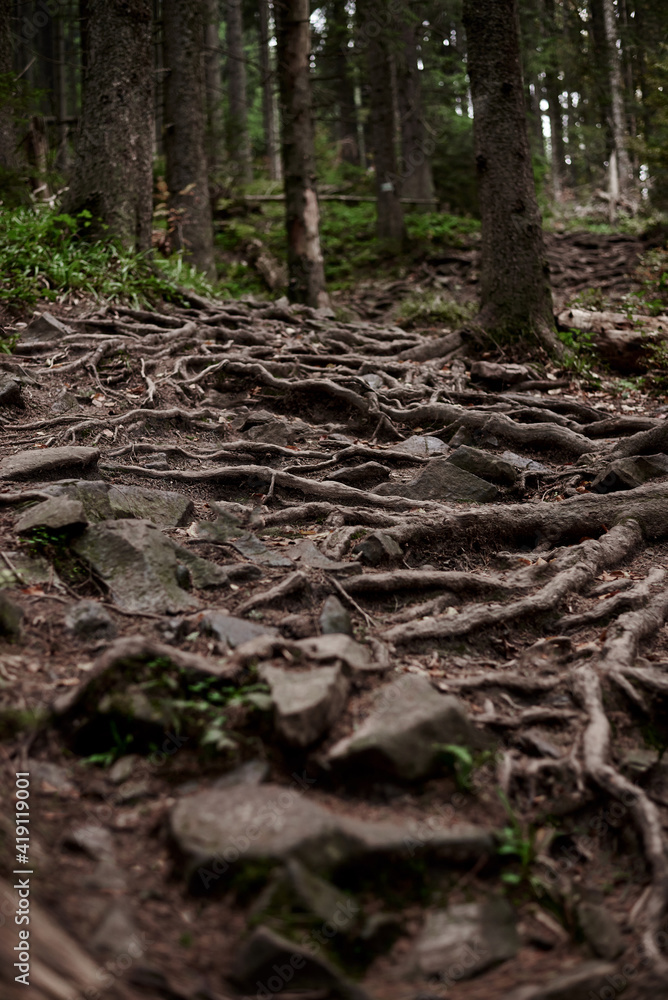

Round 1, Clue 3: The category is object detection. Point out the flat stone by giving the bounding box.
[0,591,23,638]
[230,533,294,568]
[200,611,278,648]
[108,755,139,785]
[28,760,75,795]
[90,903,138,956]
[295,634,375,673]
[65,600,117,641]
[212,759,270,790]
[319,595,353,636]
[328,674,484,781]
[326,462,391,488]
[447,445,518,486]
[576,900,624,959]
[0,550,56,588]
[285,538,356,574]
[415,899,519,979]
[171,544,232,589]
[470,361,532,385]
[259,663,349,746]
[500,451,550,473]
[22,311,72,342]
[393,434,450,457]
[590,454,668,494]
[72,520,200,614]
[373,458,498,503]
[15,497,87,535]
[43,480,194,527]
[169,783,494,892]
[352,530,402,566]
[0,373,22,407]
[194,513,243,543]
[0,446,99,481]
[233,926,368,1000]
[503,961,617,1000]
[64,824,114,861]
[50,389,79,414]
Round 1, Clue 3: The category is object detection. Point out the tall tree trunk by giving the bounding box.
[259,0,281,181]
[153,0,164,157]
[543,0,566,200]
[462,0,557,352]
[275,0,329,308]
[163,0,215,277]
[357,0,404,248]
[204,0,223,175]
[226,0,252,184]
[65,0,153,251]
[397,16,434,205]
[54,11,69,170]
[602,0,634,205]
[327,0,358,166]
[0,0,17,171]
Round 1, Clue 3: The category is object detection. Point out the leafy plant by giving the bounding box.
[496,789,538,889]
[435,743,498,792]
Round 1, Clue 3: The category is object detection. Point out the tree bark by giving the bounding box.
[357,0,405,248]
[54,10,69,171]
[225,0,252,184]
[163,0,216,278]
[258,0,281,181]
[396,15,435,205]
[602,0,634,205]
[275,0,329,308]
[65,0,154,251]
[542,0,566,200]
[204,0,224,175]
[327,0,359,166]
[462,0,557,352]
[0,0,17,172]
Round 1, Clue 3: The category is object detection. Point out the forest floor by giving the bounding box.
[2,230,668,1000]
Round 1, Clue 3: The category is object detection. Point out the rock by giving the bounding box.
[286,538,356,574]
[199,610,278,648]
[295,634,376,673]
[393,434,450,457]
[15,497,88,535]
[259,663,349,746]
[230,533,294,568]
[326,462,391,488]
[447,445,518,486]
[503,961,617,1000]
[352,530,402,565]
[194,513,243,543]
[22,311,72,341]
[590,454,668,494]
[141,452,169,470]
[470,361,532,385]
[328,674,485,781]
[90,903,138,955]
[71,520,200,614]
[171,545,233,589]
[168,783,494,891]
[415,899,519,980]
[50,389,79,414]
[0,591,23,639]
[500,451,550,473]
[319,595,353,636]
[0,550,56,588]
[212,759,270,789]
[108,755,139,785]
[28,760,75,795]
[373,458,498,503]
[233,926,368,1000]
[0,446,99,481]
[64,600,117,641]
[42,480,194,527]
[576,900,624,959]
[0,374,22,407]
[283,858,360,928]
[64,824,114,861]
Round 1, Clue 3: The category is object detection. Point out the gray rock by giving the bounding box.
[500,451,550,473]
[352,530,402,566]
[0,590,22,638]
[0,374,22,407]
[0,550,56,588]
[259,663,349,746]
[470,361,531,385]
[319,595,353,636]
[50,389,79,414]
[373,458,498,503]
[326,462,391,488]
[28,760,75,795]
[193,513,243,543]
[447,445,518,486]
[393,434,450,457]
[169,782,494,891]
[230,533,294,568]
[503,961,617,1000]
[171,544,232,589]
[233,926,368,1000]
[43,480,194,527]
[415,899,519,979]
[591,454,668,494]
[65,824,115,861]
[15,497,87,535]
[328,674,484,781]
[286,538,356,574]
[141,452,169,470]
[212,759,270,789]
[90,903,138,955]
[200,610,278,648]
[71,519,200,614]
[108,755,139,785]
[65,600,117,641]
[295,634,375,673]
[22,311,72,341]
[0,446,99,481]
[576,900,624,959]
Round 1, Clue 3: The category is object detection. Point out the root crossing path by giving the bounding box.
[2,295,668,1000]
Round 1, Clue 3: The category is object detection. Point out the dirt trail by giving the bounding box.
[1,244,668,1000]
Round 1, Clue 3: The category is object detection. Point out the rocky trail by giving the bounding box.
[2,242,668,1000]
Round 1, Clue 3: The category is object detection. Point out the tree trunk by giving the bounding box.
[54,10,69,171]
[225,0,252,185]
[602,0,634,204]
[274,0,329,308]
[204,0,223,175]
[396,16,434,205]
[327,0,358,166]
[0,0,17,171]
[259,0,281,181]
[462,0,557,352]
[65,0,153,251]
[153,0,164,157]
[357,0,404,248]
[542,0,566,200]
